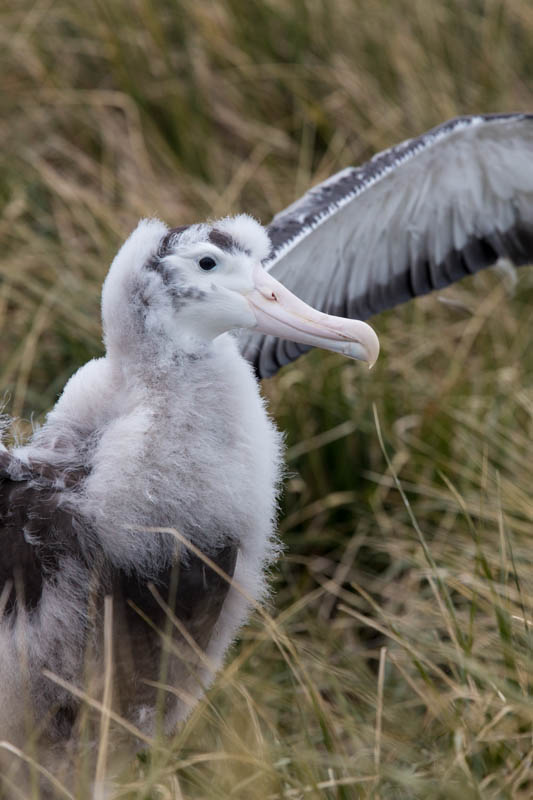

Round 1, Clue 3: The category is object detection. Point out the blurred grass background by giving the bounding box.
[2,0,533,797]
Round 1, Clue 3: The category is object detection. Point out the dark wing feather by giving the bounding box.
[171,544,238,650]
[239,114,533,377]
[0,450,85,617]
[112,542,238,713]
[114,543,238,651]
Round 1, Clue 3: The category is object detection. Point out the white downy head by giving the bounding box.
[101,215,379,368]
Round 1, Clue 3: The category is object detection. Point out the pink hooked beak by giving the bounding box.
[245,264,380,367]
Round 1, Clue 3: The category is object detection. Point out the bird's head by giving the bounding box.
[102,215,379,368]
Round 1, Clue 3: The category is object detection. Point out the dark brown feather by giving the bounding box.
[0,451,87,617]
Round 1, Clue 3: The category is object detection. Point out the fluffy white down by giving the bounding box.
[37,335,282,733]
[2,217,284,753]
[216,213,272,261]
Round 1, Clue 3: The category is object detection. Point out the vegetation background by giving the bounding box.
[1,0,533,797]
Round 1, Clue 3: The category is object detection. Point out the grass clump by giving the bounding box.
[1,0,533,797]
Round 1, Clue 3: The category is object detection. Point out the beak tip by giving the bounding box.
[364,328,380,370]
[249,265,381,368]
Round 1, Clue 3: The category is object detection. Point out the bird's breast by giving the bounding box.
[81,343,283,577]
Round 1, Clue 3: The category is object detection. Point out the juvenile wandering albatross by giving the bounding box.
[1,112,533,789]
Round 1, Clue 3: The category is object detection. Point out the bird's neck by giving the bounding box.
[26,334,247,462]
[107,331,229,391]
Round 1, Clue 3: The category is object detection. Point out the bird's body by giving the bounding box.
[0,332,281,742]
[1,112,533,795]
[0,220,293,794]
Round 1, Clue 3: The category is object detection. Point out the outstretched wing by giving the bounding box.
[239,114,533,377]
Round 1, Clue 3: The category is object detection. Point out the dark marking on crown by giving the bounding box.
[209,228,251,256]
[144,226,191,283]
[159,225,191,258]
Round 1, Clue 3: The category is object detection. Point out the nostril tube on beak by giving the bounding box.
[257,283,278,302]
[248,262,380,366]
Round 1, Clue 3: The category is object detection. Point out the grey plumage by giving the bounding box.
[240,114,533,376]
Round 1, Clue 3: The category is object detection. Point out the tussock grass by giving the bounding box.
[1,0,533,796]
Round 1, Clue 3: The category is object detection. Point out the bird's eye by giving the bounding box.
[199,256,217,271]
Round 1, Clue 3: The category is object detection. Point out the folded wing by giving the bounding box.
[0,448,238,737]
[0,450,84,618]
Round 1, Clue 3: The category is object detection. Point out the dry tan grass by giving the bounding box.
[1,0,533,796]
